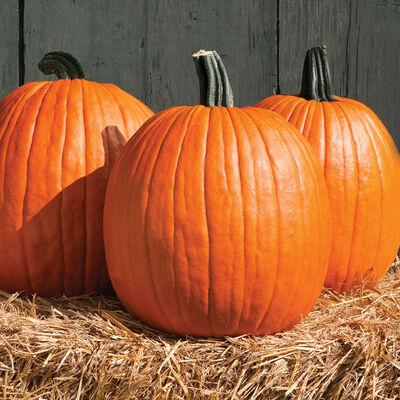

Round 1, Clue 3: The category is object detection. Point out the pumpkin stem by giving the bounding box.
[298,46,336,102]
[38,51,85,80]
[192,50,234,107]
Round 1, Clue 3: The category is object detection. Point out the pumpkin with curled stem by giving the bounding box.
[0,51,154,297]
[103,50,332,337]
[256,46,400,292]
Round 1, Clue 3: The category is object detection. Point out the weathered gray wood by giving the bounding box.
[279,0,400,150]
[0,0,19,100]
[346,0,400,149]
[279,0,351,97]
[24,0,149,105]
[21,0,400,151]
[24,0,277,111]
[142,0,277,109]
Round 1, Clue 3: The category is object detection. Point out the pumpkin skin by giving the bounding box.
[256,46,400,292]
[103,51,332,337]
[0,53,154,297]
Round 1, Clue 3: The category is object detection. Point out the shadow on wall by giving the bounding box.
[0,126,127,297]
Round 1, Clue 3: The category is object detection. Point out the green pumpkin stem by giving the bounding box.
[38,51,85,80]
[192,50,234,107]
[299,46,336,102]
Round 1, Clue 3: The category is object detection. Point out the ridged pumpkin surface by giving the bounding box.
[0,79,154,296]
[104,105,332,337]
[256,94,400,291]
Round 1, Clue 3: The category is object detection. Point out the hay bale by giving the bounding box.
[1,257,400,399]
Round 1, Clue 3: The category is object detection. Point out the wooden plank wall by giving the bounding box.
[23,0,277,110]
[1,0,400,150]
[0,0,19,100]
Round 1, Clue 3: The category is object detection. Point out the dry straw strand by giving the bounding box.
[1,257,400,399]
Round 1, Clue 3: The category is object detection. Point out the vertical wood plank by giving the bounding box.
[20,0,400,151]
[24,0,149,105]
[279,0,351,97]
[143,0,277,110]
[24,0,276,112]
[279,0,400,150]
[0,0,19,100]
[346,0,400,149]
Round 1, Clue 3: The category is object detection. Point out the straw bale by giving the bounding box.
[1,256,400,399]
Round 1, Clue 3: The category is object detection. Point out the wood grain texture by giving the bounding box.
[278,0,351,98]
[278,0,400,150]
[346,0,400,149]
[19,0,400,150]
[0,0,19,100]
[141,0,277,110]
[23,0,276,111]
[24,0,149,105]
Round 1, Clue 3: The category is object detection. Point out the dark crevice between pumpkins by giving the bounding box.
[298,46,337,102]
[38,51,85,80]
[192,50,234,107]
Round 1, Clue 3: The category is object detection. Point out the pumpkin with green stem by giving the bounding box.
[103,50,332,337]
[256,46,400,292]
[0,51,154,297]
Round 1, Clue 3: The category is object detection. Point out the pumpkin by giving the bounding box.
[0,52,154,297]
[103,50,332,337]
[256,46,400,292]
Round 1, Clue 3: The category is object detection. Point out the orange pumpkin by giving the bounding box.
[103,50,331,337]
[256,46,400,292]
[0,52,154,296]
